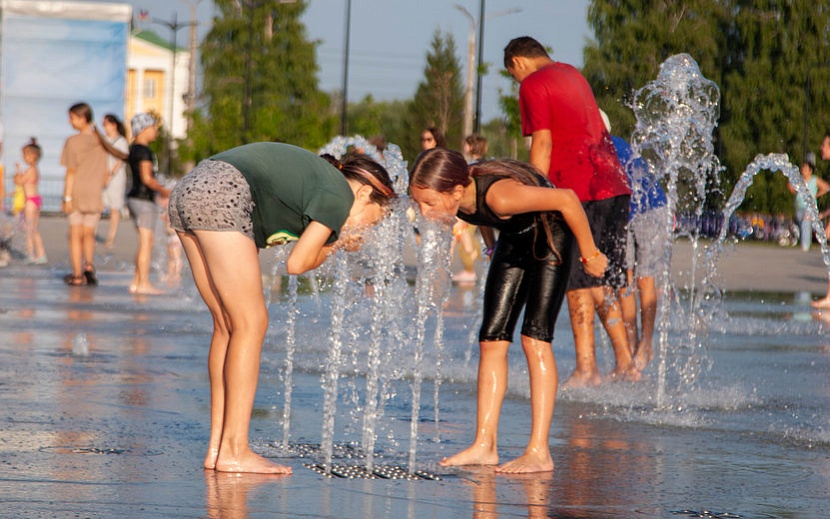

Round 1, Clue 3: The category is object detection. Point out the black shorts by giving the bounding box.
[479,218,573,343]
[568,195,630,290]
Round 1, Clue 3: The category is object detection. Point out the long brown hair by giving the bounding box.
[410,148,564,262]
[69,103,128,161]
[321,153,397,206]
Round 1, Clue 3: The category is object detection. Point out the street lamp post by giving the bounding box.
[454,2,520,136]
[453,5,475,143]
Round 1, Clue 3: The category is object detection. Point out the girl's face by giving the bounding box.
[801,163,813,179]
[22,148,37,165]
[102,118,116,136]
[344,181,385,229]
[410,185,460,223]
[421,131,436,151]
[69,111,87,130]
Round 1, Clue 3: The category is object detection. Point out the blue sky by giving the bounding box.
[99,0,592,122]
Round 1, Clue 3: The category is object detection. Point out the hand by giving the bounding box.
[581,251,608,278]
[335,229,364,252]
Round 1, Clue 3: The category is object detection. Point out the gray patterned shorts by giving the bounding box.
[168,159,255,241]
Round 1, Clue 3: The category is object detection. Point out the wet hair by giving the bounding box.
[103,113,127,138]
[423,127,446,148]
[410,147,563,262]
[22,137,42,162]
[321,153,397,206]
[503,36,550,69]
[409,147,472,192]
[464,133,488,159]
[68,102,128,161]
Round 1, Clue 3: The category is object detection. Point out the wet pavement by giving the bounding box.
[1,216,829,518]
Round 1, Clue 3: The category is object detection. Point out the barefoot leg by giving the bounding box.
[439,340,509,467]
[632,276,657,370]
[184,230,291,474]
[618,269,639,356]
[562,289,602,388]
[496,335,555,474]
[594,286,640,382]
[179,232,227,470]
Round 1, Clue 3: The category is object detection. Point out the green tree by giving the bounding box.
[722,1,830,215]
[405,30,465,159]
[583,0,730,143]
[582,0,830,216]
[183,0,335,163]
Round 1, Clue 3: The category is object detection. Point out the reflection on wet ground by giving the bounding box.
[1,266,828,518]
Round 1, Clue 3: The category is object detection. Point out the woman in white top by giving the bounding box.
[101,114,129,248]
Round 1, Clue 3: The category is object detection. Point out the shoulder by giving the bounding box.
[115,136,129,152]
[130,144,153,159]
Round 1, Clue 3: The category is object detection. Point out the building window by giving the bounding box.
[144,78,157,99]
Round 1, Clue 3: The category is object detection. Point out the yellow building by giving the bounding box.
[127,30,190,140]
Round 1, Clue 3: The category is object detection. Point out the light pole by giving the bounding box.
[454,2,521,136]
[154,12,196,175]
[341,0,352,135]
[453,4,475,143]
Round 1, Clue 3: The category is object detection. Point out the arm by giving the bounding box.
[286,220,335,275]
[138,160,171,197]
[13,163,23,185]
[487,180,607,276]
[528,129,553,175]
[816,177,830,198]
[479,226,496,256]
[63,167,76,213]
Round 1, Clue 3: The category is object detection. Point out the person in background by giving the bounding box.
[14,138,47,264]
[168,142,397,474]
[451,134,489,283]
[61,102,128,286]
[100,114,129,248]
[420,127,446,151]
[410,148,607,473]
[504,36,637,386]
[601,111,669,371]
[810,133,830,309]
[126,113,171,295]
[787,152,828,253]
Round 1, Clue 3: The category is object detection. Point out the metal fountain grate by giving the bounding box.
[270,441,443,481]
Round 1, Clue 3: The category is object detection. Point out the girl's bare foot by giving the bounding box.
[496,452,553,474]
[811,296,830,309]
[215,450,292,474]
[439,444,499,467]
[132,284,164,295]
[561,369,602,389]
[632,342,653,371]
[204,447,219,470]
[608,365,642,382]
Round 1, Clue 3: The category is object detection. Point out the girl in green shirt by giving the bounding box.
[169,142,396,474]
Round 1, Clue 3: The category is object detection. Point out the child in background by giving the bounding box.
[14,138,46,264]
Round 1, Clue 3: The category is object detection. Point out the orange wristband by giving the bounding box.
[580,249,600,264]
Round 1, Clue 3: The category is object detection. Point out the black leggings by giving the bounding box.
[479,220,573,343]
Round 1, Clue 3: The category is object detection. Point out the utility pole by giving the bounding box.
[154,12,196,175]
[184,0,201,129]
